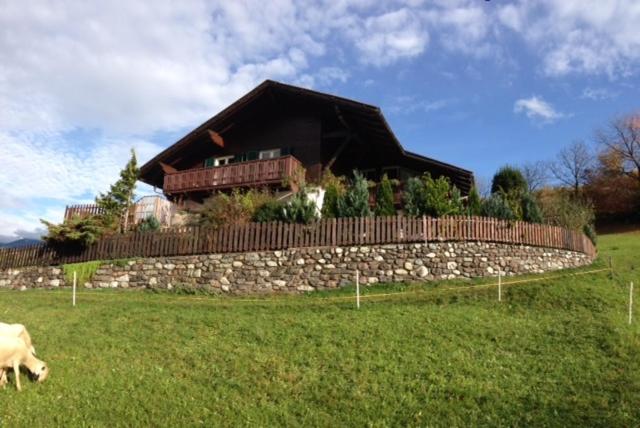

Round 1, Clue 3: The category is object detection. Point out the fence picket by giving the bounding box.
[0,216,596,269]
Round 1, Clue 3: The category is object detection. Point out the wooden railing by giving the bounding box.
[0,216,596,269]
[64,204,105,220]
[163,155,303,193]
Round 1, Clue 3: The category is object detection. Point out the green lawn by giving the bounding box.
[1,233,639,426]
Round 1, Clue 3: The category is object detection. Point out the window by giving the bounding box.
[259,149,281,160]
[204,155,234,168]
[215,156,234,166]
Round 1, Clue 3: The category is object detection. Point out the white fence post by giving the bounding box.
[73,271,77,307]
[629,282,634,325]
[356,269,360,309]
[498,270,502,302]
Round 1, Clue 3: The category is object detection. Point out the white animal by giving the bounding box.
[0,336,48,391]
[0,323,36,356]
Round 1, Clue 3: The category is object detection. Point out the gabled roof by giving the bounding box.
[139,80,474,192]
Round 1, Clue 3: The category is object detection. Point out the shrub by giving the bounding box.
[41,215,109,250]
[403,174,463,217]
[189,189,273,228]
[374,174,396,216]
[137,216,161,232]
[337,171,372,218]
[520,193,543,224]
[491,165,527,194]
[282,190,318,224]
[423,175,463,217]
[403,177,426,217]
[583,224,597,245]
[320,171,346,218]
[481,194,515,220]
[538,190,596,241]
[466,186,482,216]
[63,260,103,285]
[252,200,285,223]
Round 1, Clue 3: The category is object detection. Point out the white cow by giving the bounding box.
[0,336,49,391]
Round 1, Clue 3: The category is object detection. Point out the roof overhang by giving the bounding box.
[139,80,474,193]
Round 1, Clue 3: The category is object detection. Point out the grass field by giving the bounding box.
[1,232,639,426]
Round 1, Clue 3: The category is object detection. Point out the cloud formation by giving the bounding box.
[498,0,640,77]
[514,96,564,123]
[2,0,640,240]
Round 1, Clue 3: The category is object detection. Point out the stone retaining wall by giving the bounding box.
[0,241,593,294]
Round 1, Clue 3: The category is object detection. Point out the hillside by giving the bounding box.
[0,232,637,426]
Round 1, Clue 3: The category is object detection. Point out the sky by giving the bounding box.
[1,0,639,242]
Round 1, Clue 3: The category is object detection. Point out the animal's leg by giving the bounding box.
[13,362,20,391]
[0,369,6,388]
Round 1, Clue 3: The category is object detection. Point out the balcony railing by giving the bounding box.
[163,155,303,194]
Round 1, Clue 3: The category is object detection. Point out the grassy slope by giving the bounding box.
[0,233,638,426]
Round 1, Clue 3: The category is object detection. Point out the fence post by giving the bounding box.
[630,282,634,325]
[356,269,360,309]
[498,270,502,302]
[73,271,77,307]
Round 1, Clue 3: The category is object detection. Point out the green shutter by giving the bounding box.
[247,151,259,160]
[204,157,214,168]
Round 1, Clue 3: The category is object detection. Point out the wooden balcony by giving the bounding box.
[163,155,303,194]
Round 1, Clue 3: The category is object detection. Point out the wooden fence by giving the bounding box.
[0,216,596,269]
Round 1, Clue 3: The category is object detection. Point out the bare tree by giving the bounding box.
[596,113,640,186]
[550,140,593,195]
[521,160,549,192]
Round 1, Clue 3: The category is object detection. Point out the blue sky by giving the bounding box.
[1,0,639,242]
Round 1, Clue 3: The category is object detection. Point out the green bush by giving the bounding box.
[491,166,527,194]
[137,216,161,232]
[282,190,318,224]
[41,215,109,250]
[62,260,103,285]
[583,224,597,245]
[402,174,463,217]
[466,186,482,216]
[320,172,346,218]
[481,194,515,220]
[252,200,285,223]
[190,189,274,228]
[539,190,596,242]
[521,193,543,224]
[403,177,426,217]
[374,174,396,216]
[337,171,372,218]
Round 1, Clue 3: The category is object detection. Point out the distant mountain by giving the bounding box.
[0,238,42,249]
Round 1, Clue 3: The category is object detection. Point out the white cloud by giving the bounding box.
[497,0,640,77]
[514,96,565,123]
[388,95,454,115]
[581,87,617,100]
[0,131,162,207]
[424,2,495,58]
[353,8,429,66]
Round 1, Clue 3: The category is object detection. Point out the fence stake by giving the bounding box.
[73,271,77,307]
[498,270,502,302]
[630,281,634,325]
[356,269,360,309]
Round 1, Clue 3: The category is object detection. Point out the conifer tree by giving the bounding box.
[374,174,396,216]
[95,149,139,232]
[467,186,482,216]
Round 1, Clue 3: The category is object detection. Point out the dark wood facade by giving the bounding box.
[139,80,474,202]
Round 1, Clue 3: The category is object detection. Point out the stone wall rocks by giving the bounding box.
[0,242,592,294]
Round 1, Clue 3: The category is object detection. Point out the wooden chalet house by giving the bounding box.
[139,80,473,207]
